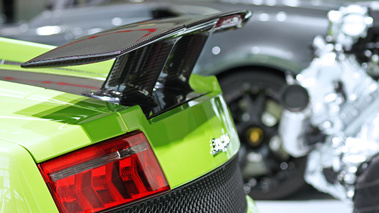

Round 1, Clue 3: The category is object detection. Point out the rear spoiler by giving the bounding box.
[22,10,252,116]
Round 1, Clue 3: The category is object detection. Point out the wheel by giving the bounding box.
[219,69,307,200]
[354,154,379,213]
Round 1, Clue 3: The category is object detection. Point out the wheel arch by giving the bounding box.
[216,65,287,82]
[214,64,308,200]
[195,48,305,81]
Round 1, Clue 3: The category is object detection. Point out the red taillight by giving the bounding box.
[38,131,169,213]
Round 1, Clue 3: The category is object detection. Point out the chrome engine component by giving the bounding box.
[278,84,312,157]
[327,4,373,50]
[300,48,379,200]
[279,4,379,202]
[278,107,311,157]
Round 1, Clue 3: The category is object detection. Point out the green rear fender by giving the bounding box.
[0,37,241,191]
[0,139,58,212]
[119,74,241,188]
[0,37,112,80]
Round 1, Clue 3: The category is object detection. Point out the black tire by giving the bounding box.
[219,69,307,200]
[354,154,379,213]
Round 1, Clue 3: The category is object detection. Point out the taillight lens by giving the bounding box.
[38,131,169,213]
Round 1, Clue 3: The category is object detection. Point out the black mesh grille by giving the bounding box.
[109,155,247,213]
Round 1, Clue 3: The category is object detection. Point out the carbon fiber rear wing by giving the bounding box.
[22,10,252,116]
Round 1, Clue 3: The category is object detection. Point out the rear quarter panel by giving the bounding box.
[118,74,241,188]
[0,75,242,211]
[0,140,58,212]
[0,33,243,211]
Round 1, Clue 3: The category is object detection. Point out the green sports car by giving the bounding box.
[0,10,258,213]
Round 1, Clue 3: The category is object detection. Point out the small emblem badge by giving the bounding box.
[210,133,230,156]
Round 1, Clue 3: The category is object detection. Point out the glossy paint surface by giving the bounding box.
[120,93,241,188]
[246,196,259,213]
[0,79,129,162]
[0,140,58,212]
[0,38,254,211]
[192,1,331,75]
[0,37,112,80]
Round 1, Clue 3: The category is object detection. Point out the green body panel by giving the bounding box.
[119,92,240,188]
[0,139,58,212]
[246,196,259,213]
[0,73,240,188]
[0,37,112,80]
[0,38,257,212]
[0,80,128,162]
